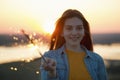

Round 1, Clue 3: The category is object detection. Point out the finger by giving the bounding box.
[41,57,48,67]
[44,64,55,71]
[41,57,56,71]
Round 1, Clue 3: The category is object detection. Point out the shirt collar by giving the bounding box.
[57,45,92,58]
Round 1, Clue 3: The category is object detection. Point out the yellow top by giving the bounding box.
[66,49,92,80]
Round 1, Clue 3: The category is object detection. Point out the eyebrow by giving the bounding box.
[65,24,83,27]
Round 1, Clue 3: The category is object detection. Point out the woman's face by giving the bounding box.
[62,17,84,46]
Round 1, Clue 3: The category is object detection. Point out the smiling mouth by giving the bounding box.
[70,37,80,41]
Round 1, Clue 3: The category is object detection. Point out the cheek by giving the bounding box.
[81,32,84,36]
[78,30,85,39]
[62,30,70,37]
[79,30,84,33]
[80,30,85,35]
[62,32,69,41]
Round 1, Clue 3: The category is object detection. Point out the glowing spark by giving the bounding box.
[21,29,47,63]
[36,71,39,74]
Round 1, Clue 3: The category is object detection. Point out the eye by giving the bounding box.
[65,25,72,31]
[76,25,83,30]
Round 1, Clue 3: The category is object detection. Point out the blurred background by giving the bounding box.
[0,0,120,80]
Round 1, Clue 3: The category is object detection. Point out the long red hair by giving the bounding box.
[50,9,93,51]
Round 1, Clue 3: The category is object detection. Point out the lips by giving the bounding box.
[69,37,80,41]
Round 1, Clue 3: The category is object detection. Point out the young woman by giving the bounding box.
[40,9,107,80]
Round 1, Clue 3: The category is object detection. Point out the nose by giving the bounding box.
[71,29,78,35]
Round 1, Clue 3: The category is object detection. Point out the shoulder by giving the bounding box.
[43,49,61,58]
[82,46,104,62]
[43,46,64,58]
[87,50,104,62]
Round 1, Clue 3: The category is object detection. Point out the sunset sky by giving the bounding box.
[0,0,120,34]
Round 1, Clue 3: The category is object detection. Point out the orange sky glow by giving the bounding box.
[0,0,120,34]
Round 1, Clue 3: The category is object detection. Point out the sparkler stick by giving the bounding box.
[21,29,47,63]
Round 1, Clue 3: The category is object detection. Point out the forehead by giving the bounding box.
[64,17,83,26]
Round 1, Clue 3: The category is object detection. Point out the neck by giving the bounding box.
[65,44,83,52]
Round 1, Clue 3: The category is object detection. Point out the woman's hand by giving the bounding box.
[41,57,57,77]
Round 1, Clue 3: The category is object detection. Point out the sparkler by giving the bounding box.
[21,29,47,63]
